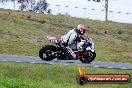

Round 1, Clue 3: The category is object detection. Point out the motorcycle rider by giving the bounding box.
[60,24,86,59]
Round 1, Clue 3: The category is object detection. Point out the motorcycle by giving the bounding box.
[39,36,96,63]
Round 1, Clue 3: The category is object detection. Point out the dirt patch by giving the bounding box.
[122,52,132,59]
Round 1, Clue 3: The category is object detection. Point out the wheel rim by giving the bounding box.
[87,52,93,60]
[79,52,94,63]
[43,50,53,59]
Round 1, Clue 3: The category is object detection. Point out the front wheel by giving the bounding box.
[79,51,96,63]
[39,45,57,61]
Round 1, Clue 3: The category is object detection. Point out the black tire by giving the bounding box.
[89,51,96,62]
[39,45,57,61]
[79,57,91,63]
[79,51,96,63]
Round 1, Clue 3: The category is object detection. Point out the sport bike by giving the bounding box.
[39,36,96,63]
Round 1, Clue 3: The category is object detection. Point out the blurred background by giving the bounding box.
[0,0,132,24]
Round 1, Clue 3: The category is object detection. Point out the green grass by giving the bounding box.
[0,9,132,63]
[0,61,132,88]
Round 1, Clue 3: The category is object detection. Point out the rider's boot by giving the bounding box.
[66,47,77,60]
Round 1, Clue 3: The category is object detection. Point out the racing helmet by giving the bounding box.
[75,24,86,35]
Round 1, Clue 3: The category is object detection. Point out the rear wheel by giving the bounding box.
[39,45,57,61]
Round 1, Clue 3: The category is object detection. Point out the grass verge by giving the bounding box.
[0,61,132,88]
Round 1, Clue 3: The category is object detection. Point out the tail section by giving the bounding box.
[47,36,60,44]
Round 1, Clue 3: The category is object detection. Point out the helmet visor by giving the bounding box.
[80,28,85,34]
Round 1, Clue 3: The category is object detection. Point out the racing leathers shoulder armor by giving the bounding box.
[60,29,81,46]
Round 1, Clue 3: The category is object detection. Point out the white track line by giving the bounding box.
[107,67,113,68]
[1,60,7,61]
[96,61,132,65]
[121,68,128,70]
[0,59,132,70]
[16,61,22,62]
[30,62,36,64]
[49,62,52,64]
[93,66,99,68]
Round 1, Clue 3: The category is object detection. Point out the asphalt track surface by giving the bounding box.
[0,54,132,70]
